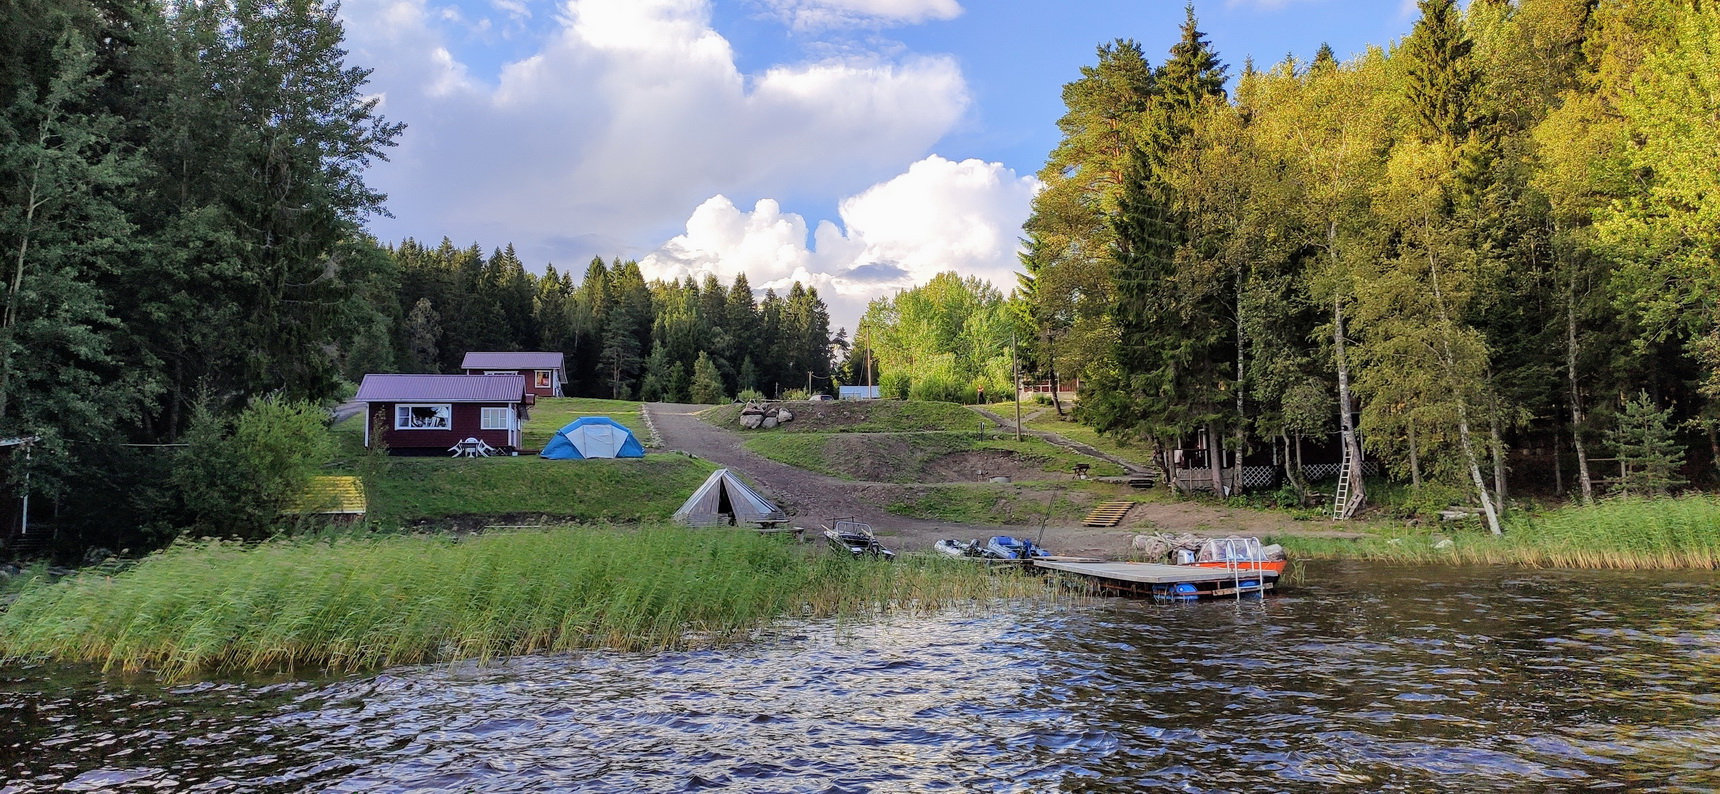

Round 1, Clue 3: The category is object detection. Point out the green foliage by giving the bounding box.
[856,273,1017,404]
[1609,391,1687,497]
[173,397,334,540]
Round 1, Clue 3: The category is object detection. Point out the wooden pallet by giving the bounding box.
[1081,501,1135,527]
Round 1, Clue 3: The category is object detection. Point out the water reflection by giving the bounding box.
[3,562,1720,792]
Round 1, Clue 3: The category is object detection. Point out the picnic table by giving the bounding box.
[449,437,496,458]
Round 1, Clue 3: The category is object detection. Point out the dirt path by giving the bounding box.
[647,403,1365,557]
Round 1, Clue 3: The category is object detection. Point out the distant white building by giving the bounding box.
[839,385,880,400]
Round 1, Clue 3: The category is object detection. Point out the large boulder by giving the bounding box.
[740,413,764,429]
[777,408,793,423]
[762,416,779,429]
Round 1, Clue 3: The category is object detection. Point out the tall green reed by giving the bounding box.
[1277,495,1720,569]
[0,526,1055,679]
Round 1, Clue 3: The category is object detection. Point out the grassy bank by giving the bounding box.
[742,431,1124,483]
[0,526,1055,679]
[886,483,1104,525]
[703,399,982,433]
[1276,496,1720,569]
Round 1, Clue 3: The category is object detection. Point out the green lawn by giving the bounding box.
[366,455,714,525]
[522,397,647,449]
[327,400,702,527]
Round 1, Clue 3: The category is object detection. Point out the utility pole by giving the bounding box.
[866,351,872,392]
[1011,333,1022,442]
[806,371,812,396]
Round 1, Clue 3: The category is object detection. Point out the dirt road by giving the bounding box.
[646,402,1362,557]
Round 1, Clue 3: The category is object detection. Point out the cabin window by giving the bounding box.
[534,370,552,388]
[394,404,451,430]
[482,370,514,376]
[481,406,511,430]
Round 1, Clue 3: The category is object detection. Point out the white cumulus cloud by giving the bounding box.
[641,155,1041,330]
[338,0,970,267]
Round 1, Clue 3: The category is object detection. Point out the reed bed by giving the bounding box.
[1278,495,1720,570]
[0,526,1055,679]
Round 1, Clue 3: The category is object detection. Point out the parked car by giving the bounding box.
[809,394,834,401]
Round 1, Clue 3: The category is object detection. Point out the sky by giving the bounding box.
[338,0,1428,330]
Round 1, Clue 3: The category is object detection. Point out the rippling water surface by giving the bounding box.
[5,561,1720,792]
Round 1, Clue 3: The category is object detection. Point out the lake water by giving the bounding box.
[4,561,1720,792]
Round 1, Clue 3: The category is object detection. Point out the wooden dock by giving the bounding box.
[1034,559,1274,599]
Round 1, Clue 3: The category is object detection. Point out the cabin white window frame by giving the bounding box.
[480,406,513,431]
[533,370,553,389]
[482,370,515,376]
[394,403,452,430]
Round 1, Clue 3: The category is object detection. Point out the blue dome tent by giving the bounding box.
[539,416,645,460]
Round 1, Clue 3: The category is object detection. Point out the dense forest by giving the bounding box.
[373,240,837,403]
[1007,0,1720,529]
[0,0,838,552]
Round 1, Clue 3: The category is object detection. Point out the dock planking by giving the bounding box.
[1033,560,1257,584]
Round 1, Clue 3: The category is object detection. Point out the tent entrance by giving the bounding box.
[672,468,788,527]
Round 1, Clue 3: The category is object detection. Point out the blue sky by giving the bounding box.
[340,0,1424,328]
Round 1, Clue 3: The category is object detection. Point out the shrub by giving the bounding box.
[737,388,765,402]
[173,396,334,540]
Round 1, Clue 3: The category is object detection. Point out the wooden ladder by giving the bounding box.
[1332,432,1356,520]
[1082,501,1135,527]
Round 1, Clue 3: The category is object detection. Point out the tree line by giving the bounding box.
[370,239,837,403]
[1017,0,1720,527]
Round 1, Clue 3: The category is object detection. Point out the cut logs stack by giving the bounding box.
[738,402,795,430]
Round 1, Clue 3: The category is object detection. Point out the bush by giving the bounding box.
[173,396,334,540]
[781,388,810,401]
[737,388,765,402]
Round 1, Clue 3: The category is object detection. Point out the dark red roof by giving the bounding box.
[461,352,565,370]
[356,374,524,403]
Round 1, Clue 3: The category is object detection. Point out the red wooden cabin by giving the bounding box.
[355,374,524,454]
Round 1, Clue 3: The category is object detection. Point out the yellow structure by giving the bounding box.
[292,475,367,516]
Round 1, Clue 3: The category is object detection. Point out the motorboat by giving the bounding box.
[823,518,895,559]
[1181,536,1286,580]
[984,536,1051,560]
[934,538,985,558]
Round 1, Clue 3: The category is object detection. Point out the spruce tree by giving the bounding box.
[1402,0,1476,143]
[1609,392,1687,496]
